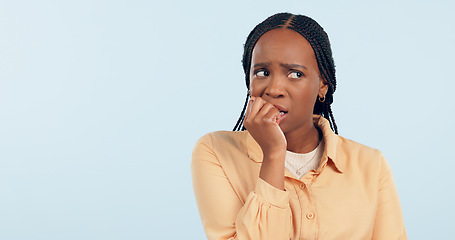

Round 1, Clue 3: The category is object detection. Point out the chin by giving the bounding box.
[280,119,312,135]
[278,123,290,134]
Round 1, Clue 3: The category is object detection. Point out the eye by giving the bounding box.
[255,69,269,77]
[288,71,303,79]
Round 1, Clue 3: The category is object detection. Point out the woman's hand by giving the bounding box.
[244,96,287,156]
[243,96,287,190]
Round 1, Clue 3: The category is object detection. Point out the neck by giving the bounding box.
[285,123,320,154]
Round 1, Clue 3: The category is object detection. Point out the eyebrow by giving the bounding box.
[252,62,307,70]
[280,63,307,70]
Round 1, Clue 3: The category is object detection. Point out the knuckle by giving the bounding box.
[261,118,270,124]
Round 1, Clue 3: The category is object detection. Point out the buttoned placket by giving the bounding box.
[285,169,320,240]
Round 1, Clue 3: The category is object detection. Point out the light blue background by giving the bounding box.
[1,0,454,239]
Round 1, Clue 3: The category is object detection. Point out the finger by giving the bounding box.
[255,102,276,120]
[262,105,281,124]
[244,97,255,122]
[247,97,266,121]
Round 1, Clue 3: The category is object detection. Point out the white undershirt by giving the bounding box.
[284,139,324,179]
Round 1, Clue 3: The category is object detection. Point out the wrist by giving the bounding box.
[262,148,286,161]
[259,156,285,190]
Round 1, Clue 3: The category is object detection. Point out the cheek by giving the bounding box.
[249,80,265,96]
[291,83,319,108]
[306,77,322,98]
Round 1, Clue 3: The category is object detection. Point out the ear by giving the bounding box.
[318,77,328,98]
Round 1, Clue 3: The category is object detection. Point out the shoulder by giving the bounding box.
[334,135,388,173]
[195,130,249,149]
[196,130,249,143]
[193,130,254,161]
[316,115,385,168]
[336,135,382,157]
[192,131,260,183]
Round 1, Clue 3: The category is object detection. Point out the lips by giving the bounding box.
[272,104,288,114]
[271,104,288,124]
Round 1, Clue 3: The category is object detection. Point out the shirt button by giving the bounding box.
[306,213,315,219]
[299,183,305,189]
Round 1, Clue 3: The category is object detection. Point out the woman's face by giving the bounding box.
[249,28,328,135]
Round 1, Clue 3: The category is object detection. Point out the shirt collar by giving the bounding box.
[245,115,344,173]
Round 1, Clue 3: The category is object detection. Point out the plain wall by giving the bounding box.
[1,0,454,239]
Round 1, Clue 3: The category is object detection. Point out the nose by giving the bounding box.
[264,76,285,98]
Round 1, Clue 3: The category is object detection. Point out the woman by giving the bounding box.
[192,13,406,240]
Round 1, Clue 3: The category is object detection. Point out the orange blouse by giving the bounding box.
[192,115,407,240]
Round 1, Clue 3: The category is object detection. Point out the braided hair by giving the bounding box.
[233,12,338,134]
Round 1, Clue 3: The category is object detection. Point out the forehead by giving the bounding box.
[251,28,316,67]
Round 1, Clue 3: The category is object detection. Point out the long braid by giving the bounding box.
[233,94,249,131]
[327,104,338,134]
[234,13,339,134]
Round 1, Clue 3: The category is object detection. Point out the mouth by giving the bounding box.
[272,104,288,114]
[276,110,288,124]
[272,104,288,124]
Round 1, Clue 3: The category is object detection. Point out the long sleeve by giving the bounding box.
[372,154,407,240]
[191,134,292,240]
